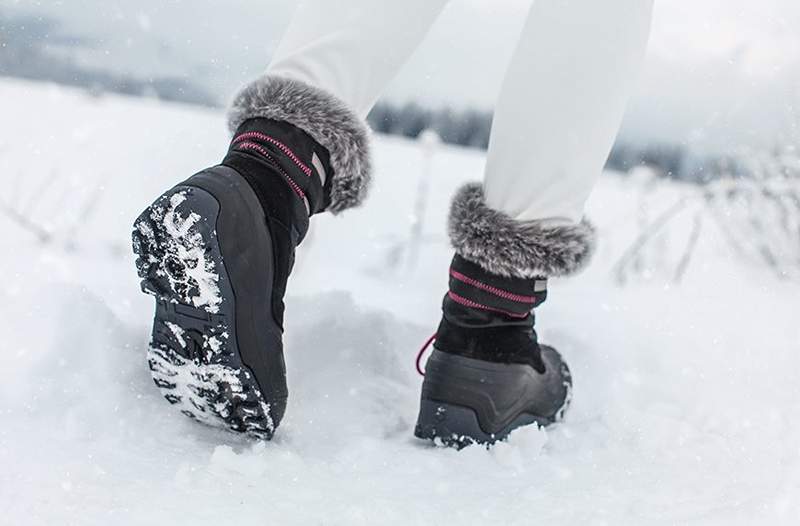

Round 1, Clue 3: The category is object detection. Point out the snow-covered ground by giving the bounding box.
[1,79,799,525]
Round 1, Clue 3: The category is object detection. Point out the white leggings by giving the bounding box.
[267,0,654,223]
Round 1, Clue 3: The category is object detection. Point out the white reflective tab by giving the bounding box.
[311,152,327,186]
[534,279,548,292]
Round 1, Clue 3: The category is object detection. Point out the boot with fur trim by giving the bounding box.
[132,76,370,439]
[415,183,596,447]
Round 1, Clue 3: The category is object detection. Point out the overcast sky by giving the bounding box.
[4,0,800,153]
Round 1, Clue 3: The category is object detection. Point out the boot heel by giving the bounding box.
[414,399,495,448]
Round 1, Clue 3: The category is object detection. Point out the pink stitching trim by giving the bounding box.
[233,132,313,177]
[447,291,529,319]
[449,269,536,304]
[235,142,306,200]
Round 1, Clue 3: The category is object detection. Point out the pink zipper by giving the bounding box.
[234,141,306,200]
[233,132,313,177]
[447,291,529,319]
[450,269,536,304]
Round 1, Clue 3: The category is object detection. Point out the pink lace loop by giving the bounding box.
[415,333,437,376]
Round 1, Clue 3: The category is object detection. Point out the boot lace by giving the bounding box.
[415,333,437,376]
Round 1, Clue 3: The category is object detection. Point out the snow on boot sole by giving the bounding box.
[132,166,287,440]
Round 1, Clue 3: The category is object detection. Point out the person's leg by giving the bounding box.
[485,0,654,225]
[135,0,446,439]
[448,0,653,280]
[266,0,449,120]
[416,0,654,446]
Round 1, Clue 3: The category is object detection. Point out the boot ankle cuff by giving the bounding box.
[227,75,372,214]
[448,183,596,278]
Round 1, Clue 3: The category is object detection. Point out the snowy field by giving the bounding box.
[1,79,799,525]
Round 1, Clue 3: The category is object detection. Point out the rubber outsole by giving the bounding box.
[132,180,277,439]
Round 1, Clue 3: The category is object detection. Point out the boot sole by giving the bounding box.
[414,400,551,448]
[132,166,287,439]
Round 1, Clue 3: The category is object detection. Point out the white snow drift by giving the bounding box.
[1,79,799,525]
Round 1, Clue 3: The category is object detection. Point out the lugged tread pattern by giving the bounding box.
[132,185,276,439]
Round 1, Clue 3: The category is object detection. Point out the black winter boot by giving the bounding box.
[132,76,371,439]
[414,184,596,447]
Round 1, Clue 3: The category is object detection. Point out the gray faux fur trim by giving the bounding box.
[228,75,371,214]
[448,183,597,278]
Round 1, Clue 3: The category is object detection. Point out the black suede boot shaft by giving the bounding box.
[434,255,549,373]
[224,117,334,229]
[221,118,334,329]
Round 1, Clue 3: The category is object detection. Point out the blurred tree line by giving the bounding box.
[368,101,493,150]
[0,10,217,106]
